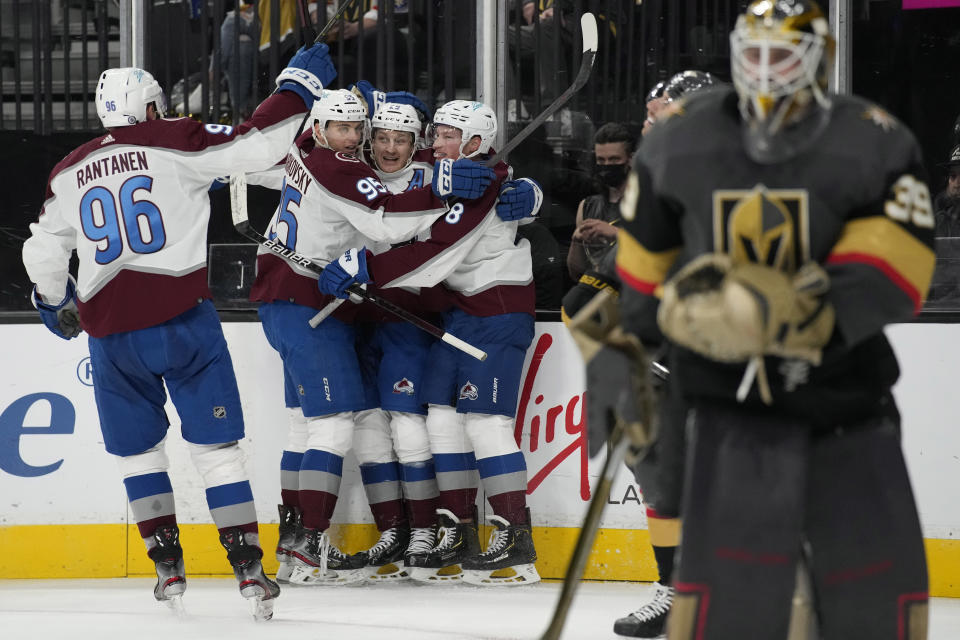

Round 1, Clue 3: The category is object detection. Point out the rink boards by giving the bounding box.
[0,321,958,596]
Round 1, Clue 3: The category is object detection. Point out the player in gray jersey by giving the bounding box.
[590,1,934,637]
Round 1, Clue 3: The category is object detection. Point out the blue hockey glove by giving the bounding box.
[496,177,543,221]
[432,158,495,200]
[318,248,372,299]
[383,91,432,121]
[276,43,338,107]
[349,80,385,118]
[32,277,82,340]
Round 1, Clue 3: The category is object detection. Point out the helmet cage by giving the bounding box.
[730,14,831,135]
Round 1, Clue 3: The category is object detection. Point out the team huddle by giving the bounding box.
[22,39,543,620]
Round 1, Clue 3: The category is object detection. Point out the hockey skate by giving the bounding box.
[287,527,367,585]
[219,528,281,622]
[150,524,187,617]
[275,504,301,584]
[406,509,480,584]
[613,582,674,638]
[461,512,540,586]
[359,526,411,581]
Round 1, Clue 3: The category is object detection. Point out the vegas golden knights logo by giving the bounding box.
[713,184,810,273]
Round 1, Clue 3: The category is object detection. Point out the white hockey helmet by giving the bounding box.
[96,67,166,128]
[430,100,497,159]
[310,88,369,149]
[371,102,422,137]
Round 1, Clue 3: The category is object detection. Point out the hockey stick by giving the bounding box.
[488,12,598,166]
[229,172,487,361]
[314,0,361,45]
[307,14,598,328]
[540,421,630,640]
[295,0,316,43]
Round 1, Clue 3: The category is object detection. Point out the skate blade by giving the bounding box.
[408,564,464,584]
[289,565,367,586]
[163,594,187,619]
[462,563,541,587]
[275,561,294,584]
[249,597,275,622]
[365,562,410,582]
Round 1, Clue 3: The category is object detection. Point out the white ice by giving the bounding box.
[1,578,958,639]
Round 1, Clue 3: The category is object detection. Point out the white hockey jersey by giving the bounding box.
[22,91,309,337]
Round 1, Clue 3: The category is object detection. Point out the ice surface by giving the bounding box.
[1,578,958,639]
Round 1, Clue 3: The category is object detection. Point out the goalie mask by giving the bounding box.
[730,0,835,163]
[370,102,422,171]
[310,89,370,151]
[428,100,497,159]
[96,68,167,128]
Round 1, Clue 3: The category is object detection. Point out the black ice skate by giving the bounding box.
[275,504,301,584]
[406,509,480,584]
[150,525,187,616]
[359,526,411,581]
[461,512,540,586]
[219,527,280,621]
[287,527,367,585]
[403,526,437,565]
[613,582,674,638]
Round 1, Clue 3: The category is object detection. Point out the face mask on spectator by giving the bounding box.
[595,163,628,188]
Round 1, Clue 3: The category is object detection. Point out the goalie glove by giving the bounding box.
[567,287,657,459]
[658,254,835,403]
[658,254,835,364]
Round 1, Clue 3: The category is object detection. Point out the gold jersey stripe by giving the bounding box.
[827,216,935,311]
[615,229,679,296]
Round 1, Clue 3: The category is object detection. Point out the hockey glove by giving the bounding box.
[32,276,82,340]
[276,43,337,107]
[496,177,543,221]
[351,80,432,121]
[349,80,385,118]
[567,288,656,459]
[658,254,835,365]
[318,248,372,299]
[432,158,495,200]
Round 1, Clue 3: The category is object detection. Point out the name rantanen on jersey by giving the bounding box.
[75,150,149,188]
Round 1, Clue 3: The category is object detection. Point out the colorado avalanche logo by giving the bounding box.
[459,381,479,401]
[393,378,415,395]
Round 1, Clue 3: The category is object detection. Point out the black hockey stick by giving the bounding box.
[229,172,488,361]
[314,0,361,45]
[540,421,631,640]
[488,12,598,166]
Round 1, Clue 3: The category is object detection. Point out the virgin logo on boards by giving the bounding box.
[513,332,591,501]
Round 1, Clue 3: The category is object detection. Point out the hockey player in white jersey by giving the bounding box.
[249,88,497,586]
[21,44,337,619]
[319,100,542,587]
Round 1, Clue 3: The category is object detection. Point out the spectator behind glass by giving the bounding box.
[506,1,574,119]
[221,2,260,122]
[935,144,960,237]
[566,122,636,282]
[316,1,409,85]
